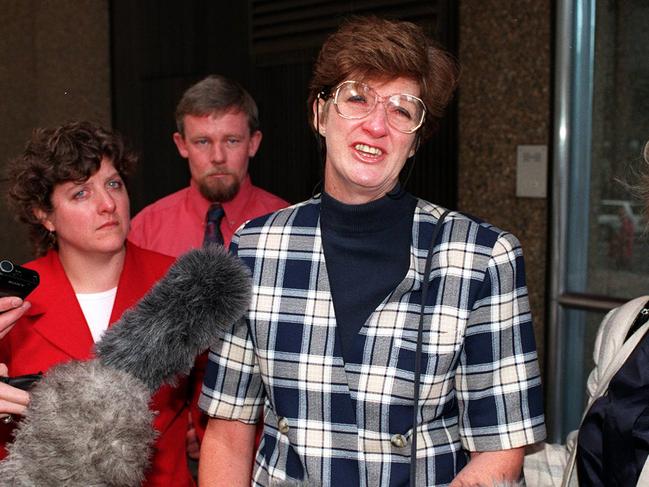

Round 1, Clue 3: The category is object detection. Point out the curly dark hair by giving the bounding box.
[7,121,137,256]
[308,16,459,141]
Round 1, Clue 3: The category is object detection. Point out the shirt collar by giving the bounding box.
[187,179,212,222]
[221,176,253,228]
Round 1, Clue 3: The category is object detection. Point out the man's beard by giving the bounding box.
[198,174,240,203]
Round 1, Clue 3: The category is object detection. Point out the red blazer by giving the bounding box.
[0,242,195,487]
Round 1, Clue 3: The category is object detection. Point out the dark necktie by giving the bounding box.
[203,203,225,246]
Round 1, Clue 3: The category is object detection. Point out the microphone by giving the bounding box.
[0,245,251,486]
[95,244,251,391]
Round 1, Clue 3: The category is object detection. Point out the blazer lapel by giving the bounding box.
[109,242,158,325]
[28,252,94,360]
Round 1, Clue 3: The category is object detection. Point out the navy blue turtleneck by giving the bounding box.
[320,188,417,362]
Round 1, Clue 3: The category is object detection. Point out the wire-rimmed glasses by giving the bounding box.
[331,80,426,134]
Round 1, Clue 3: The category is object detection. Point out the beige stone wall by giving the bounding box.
[0,0,110,263]
[458,1,551,365]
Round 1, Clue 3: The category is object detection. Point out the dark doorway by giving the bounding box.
[111,1,458,213]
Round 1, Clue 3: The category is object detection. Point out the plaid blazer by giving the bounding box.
[200,197,546,486]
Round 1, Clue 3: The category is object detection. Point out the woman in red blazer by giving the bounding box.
[0,122,195,486]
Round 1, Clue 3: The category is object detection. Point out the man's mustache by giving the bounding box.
[205,169,232,177]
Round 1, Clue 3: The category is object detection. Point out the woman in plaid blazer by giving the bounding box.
[199,16,546,487]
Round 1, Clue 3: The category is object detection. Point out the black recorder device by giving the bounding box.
[0,259,42,390]
[0,259,40,299]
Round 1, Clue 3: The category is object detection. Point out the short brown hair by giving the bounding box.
[175,75,259,135]
[7,121,137,256]
[307,16,459,140]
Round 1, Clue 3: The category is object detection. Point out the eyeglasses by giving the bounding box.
[331,80,426,134]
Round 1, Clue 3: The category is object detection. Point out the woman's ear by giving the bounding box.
[33,208,54,232]
[312,98,327,137]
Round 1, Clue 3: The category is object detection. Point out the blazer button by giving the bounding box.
[278,417,290,434]
[390,434,408,448]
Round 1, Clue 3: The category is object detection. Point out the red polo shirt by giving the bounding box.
[129,176,288,252]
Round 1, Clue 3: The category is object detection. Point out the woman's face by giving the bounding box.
[317,76,420,204]
[37,157,130,258]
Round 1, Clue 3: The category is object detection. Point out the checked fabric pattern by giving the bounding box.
[200,197,546,487]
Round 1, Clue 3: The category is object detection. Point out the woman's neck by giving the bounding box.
[320,187,413,234]
[57,246,126,293]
